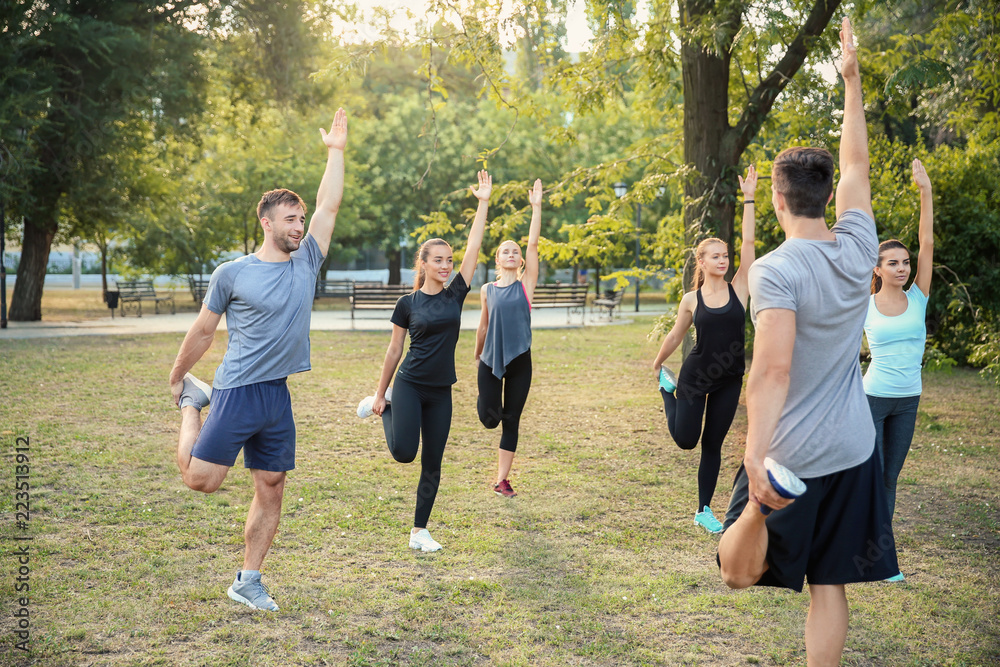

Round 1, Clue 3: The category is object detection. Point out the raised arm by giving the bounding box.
[912,158,934,297]
[169,305,223,405]
[306,108,348,256]
[475,285,490,363]
[651,291,696,375]
[459,170,491,285]
[522,179,543,300]
[834,17,873,220]
[732,165,758,305]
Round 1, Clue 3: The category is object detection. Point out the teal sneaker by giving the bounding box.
[885,572,905,583]
[659,366,677,393]
[694,506,724,534]
[227,570,278,612]
[760,457,807,515]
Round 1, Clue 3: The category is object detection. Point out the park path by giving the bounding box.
[0,305,667,340]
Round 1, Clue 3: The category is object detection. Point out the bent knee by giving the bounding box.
[184,474,222,494]
[675,438,699,451]
[479,415,501,430]
[391,450,417,464]
[720,568,760,590]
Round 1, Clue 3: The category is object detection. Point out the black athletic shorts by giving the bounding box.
[718,451,898,592]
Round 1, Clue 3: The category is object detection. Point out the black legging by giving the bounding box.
[477,350,532,453]
[661,375,742,511]
[381,377,452,529]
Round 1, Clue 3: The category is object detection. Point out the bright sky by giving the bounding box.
[335,0,600,51]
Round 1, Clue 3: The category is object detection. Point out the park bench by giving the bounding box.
[189,277,210,303]
[314,279,384,301]
[531,283,589,324]
[115,279,175,317]
[350,283,413,326]
[592,289,624,319]
[314,278,355,300]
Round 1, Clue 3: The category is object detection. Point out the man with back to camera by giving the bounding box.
[167,108,347,612]
[717,19,898,666]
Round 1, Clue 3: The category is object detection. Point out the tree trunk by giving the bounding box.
[680,2,738,286]
[9,219,57,321]
[100,242,109,302]
[388,247,402,286]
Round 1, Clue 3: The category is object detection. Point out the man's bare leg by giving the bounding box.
[177,406,202,477]
[243,469,286,571]
[805,584,848,666]
[718,500,770,589]
[176,406,228,492]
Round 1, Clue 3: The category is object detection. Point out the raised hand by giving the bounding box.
[528,178,543,208]
[839,16,859,81]
[320,107,348,151]
[912,158,931,192]
[470,170,492,202]
[738,165,757,199]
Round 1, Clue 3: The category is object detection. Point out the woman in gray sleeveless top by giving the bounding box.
[474,179,544,498]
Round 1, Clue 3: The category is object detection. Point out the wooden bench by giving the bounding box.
[115,279,175,317]
[531,283,589,324]
[314,279,384,301]
[350,284,414,327]
[189,277,210,303]
[592,289,624,319]
[314,278,354,300]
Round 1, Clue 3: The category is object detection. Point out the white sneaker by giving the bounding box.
[408,528,442,552]
[179,373,212,410]
[357,387,392,419]
[357,395,375,418]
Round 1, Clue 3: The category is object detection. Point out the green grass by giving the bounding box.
[0,322,998,666]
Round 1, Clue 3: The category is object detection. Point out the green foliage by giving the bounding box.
[923,347,957,375]
[967,315,1000,389]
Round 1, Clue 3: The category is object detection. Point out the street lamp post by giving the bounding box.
[634,202,641,312]
[613,182,642,312]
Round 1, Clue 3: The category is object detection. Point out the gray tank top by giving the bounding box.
[481,280,532,378]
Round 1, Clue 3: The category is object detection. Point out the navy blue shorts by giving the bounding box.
[719,451,898,592]
[191,379,295,472]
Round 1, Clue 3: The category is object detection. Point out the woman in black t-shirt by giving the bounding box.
[356,170,490,552]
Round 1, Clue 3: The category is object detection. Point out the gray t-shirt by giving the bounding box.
[204,235,324,390]
[481,280,532,379]
[748,209,878,478]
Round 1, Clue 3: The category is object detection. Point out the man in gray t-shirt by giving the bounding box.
[717,19,897,666]
[167,109,348,613]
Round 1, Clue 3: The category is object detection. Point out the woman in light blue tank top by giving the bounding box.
[864,159,934,537]
[473,179,544,498]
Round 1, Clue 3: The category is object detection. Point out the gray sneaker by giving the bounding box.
[179,373,212,410]
[227,571,278,612]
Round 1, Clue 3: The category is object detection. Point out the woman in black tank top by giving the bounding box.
[651,165,758,534]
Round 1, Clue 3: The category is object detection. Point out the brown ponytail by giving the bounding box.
[872,239,909,294]
[413,238,451,290]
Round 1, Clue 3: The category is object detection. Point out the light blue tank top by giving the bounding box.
[481,280,532,379]
[863,286,929,397]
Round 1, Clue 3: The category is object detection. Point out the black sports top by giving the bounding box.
[391,272,471,386]
[676,283,746,400]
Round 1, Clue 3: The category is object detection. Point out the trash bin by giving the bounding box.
[106,290,119,318]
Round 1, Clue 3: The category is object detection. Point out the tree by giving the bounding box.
[333,0,849,296]
[2,1,206,321]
